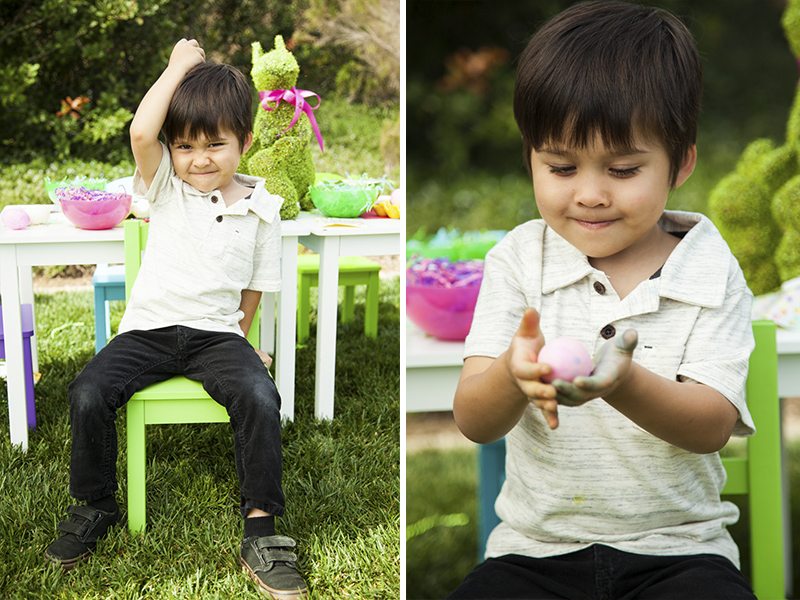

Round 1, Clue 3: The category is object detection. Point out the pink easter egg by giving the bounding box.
[1,207,31,230]
[538,337,593,383]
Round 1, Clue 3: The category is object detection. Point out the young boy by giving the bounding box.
[449,3,757,598]
[45,39,308,599]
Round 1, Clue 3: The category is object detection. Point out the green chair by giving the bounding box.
[477,321,785,599]
[296,254,380,343]
[124,219,261,533]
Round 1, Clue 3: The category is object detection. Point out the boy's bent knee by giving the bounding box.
[238,373,282,415]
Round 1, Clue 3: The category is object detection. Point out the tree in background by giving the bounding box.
[0,0,397,164]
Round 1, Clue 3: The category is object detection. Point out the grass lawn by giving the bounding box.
[406,439,800,600]
[0,279,399,598]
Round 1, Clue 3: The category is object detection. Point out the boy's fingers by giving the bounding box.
[510,359,551,382]
[533,398,559,429]
[516,308,541,340]
[616,328,638,353]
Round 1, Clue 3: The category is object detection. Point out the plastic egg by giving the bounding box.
[23,205,51,225]
[538,337,593,383]
[1,207,31,230]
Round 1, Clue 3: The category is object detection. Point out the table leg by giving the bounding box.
[276,237,298,421]
[19,265,38,373]
[314,236,339,420]
[261,293,276,354]
[0,246,29,450]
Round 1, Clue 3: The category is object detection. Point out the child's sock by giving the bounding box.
[244,515,276,538]
[88,495,118,513]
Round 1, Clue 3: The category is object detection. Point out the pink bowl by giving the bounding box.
[56,188,132,230]
[406,282,481,341]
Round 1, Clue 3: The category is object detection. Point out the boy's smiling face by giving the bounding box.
[530,132,696,264]
[169,127,253,193]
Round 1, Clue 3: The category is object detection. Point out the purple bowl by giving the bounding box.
[56,187,132,230]
[406,282,481,341]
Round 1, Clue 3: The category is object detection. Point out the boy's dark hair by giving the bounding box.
[513,0,702,186]
[162,62,252,150]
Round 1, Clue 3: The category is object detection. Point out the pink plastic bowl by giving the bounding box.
[406,282,482,341]
[56,188,132,230]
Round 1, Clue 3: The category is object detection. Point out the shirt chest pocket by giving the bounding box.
[634,342,686,382]
[204,215,258,280]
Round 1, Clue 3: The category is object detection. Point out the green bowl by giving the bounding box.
[309,183,380,218]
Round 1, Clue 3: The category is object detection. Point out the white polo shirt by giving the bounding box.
[118,143,282,336]
[465,210,755,567]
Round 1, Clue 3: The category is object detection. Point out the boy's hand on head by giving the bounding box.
[552,329,638,407]
[169,38,206,73]
[505,309,560,430]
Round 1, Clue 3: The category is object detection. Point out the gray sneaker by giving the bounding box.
[240,535,308,599]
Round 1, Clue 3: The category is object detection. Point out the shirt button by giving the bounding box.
[600,324,616,339]
[593,281,606,295]
[216,215,223,223]
[211,195,219,203]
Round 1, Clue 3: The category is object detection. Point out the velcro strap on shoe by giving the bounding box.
[252,549,299,573]
[255,535,297,550]
[69,505,103,521]
[57,505,110,541]
[58,519,89,536]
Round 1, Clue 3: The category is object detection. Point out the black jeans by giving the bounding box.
[447,545,756,600]
[68,326,284,517]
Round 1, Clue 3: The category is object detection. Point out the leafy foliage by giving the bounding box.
[1,0,397,163]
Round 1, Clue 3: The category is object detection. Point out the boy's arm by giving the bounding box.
[238,289,262,338]
[129,38,205,188]
[239,289,273,368]
[453,309,557,443]
[602,365,737,454]
[554,333,739,454]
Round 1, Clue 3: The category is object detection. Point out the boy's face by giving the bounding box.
[529,132,695,261]
[169,128,253,193]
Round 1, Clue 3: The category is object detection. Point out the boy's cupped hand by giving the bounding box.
[169,38,206,73]
[506,308,561,430]
[552,329,638,408]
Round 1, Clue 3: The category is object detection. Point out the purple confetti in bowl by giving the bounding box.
[406,258,484,340]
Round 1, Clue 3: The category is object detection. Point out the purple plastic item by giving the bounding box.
[56,187,132,230]
[0,304,36,428]
[406,258,484,341]
[407,283,482,341]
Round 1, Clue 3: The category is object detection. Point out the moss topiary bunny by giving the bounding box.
[244,36,319,220]
[709,0,800,295]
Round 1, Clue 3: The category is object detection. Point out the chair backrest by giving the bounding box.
[123,219,260,344]
[478,320,785,599]
[721,319,785,598]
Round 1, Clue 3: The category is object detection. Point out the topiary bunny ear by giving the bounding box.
[252,41,265,63]
[273,35,286,51]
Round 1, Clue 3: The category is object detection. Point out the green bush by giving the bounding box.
[1,0,388,163]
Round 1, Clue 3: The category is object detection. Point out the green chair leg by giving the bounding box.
[342,285,356,322]
[297,273,312,343]
[126,399,147,533]
[365,271,379,338]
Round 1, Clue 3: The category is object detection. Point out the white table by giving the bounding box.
[298,214,402,419]
[0,212,309,450]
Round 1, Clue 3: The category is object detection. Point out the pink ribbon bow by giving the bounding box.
[258,87,325,152]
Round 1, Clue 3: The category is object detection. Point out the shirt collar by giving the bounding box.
[656,210,729,308]
[541,210,730,308]
[179,173,282,223]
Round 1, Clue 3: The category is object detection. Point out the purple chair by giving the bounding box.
[0,304,36,428]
